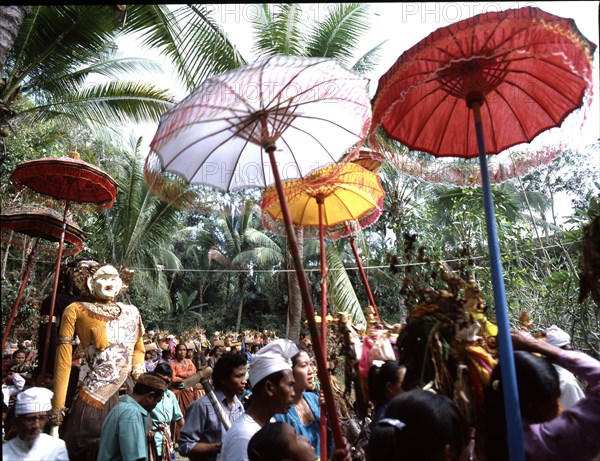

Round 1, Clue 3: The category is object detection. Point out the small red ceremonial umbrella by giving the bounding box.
[11,151,117,377]
[345,146,386,174]
[371,7,596,460]
[1,206,84,351]
[145,55,372,448]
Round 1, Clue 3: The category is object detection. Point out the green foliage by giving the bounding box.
[2,5,175,133]
[83,137,183,321]
[249,3,382,72]
[3,4,597,358]
[122,5,247,91]
[156,290,205,333]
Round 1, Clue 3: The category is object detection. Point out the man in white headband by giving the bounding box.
[545,325,585,409]
[4,387,69,460]
[220,339,298,461]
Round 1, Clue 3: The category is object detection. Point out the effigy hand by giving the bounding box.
[49,407,67,428]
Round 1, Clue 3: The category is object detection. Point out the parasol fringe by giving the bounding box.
[385,144,565,187]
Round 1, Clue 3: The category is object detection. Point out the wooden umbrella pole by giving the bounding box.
[317,199,328,458]
[1,238,39,351]
[40,198,70,379]
[348,235,380,321]
[266,147,344,448]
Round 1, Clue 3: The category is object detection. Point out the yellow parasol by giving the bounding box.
[262,161,384,458]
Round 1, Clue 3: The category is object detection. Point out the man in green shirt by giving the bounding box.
[97,373,167,461]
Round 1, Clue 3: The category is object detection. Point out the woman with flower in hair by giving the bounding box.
[367,360,406,425]
[368,389,469,461]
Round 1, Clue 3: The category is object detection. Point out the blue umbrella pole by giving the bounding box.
[472,102,525,461]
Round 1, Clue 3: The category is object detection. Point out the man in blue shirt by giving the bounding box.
[150,363,184,459]
[178,352,247,461]
[97,373,167,461]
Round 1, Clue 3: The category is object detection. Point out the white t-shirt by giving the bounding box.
[554,363,586,410]
[3,433,69,461]
[219,413,263,461]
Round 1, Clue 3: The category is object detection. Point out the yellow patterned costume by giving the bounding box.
[52,300,145,413]
[49,262,146,461]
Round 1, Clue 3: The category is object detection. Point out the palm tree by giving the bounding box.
[186,3,383,338]
[1,5,175,136]
[205,198,279,333]
[0,6,31,67]
[86,136,183,315]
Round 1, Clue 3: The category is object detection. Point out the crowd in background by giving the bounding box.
[3,321,600,461]
[1,258,598,461]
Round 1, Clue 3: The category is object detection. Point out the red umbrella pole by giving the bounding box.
[266,146,344,448]
[40,199,70,379]
[317,198,328,458]
[1,239,39,352]
[348,235,380,322]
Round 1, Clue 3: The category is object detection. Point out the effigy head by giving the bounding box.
[87,264,122,301]
[71,260,133,301]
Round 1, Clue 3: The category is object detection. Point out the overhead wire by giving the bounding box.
[5,240,581,274]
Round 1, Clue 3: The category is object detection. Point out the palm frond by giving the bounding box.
[6,6,121,96]
[73,56,165,81]
[128,269,172,311]
[123,5,247,91]
[251,4,305,57]
[352,41,386,75]
[305,3,373,64]
[244,228,281,252]
[325,244,365,324]
[16,81,175,127]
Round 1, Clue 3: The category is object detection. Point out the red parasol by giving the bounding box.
[1,205,85,255]
[1,206,84,351]
[12,153,117,206]
[146,55,372,448]
[371,6,596,460]
[11,151,117,379]
[345,146,386,174]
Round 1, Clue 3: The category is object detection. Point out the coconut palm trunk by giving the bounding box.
[286,226,304,341]
[0,6,30,66]
[235,273,247,333]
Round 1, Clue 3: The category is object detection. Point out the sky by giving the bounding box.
[121,2,599,189]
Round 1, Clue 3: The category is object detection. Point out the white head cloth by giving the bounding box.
[15,387,54,416]
[249,339,299,387]
[545,325,571,348]
[11,372,26,390]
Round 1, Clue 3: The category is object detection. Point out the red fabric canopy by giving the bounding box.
[12,153,117,208]
[371,6,596,158]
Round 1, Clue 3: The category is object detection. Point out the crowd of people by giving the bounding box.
[1,258,599,461]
